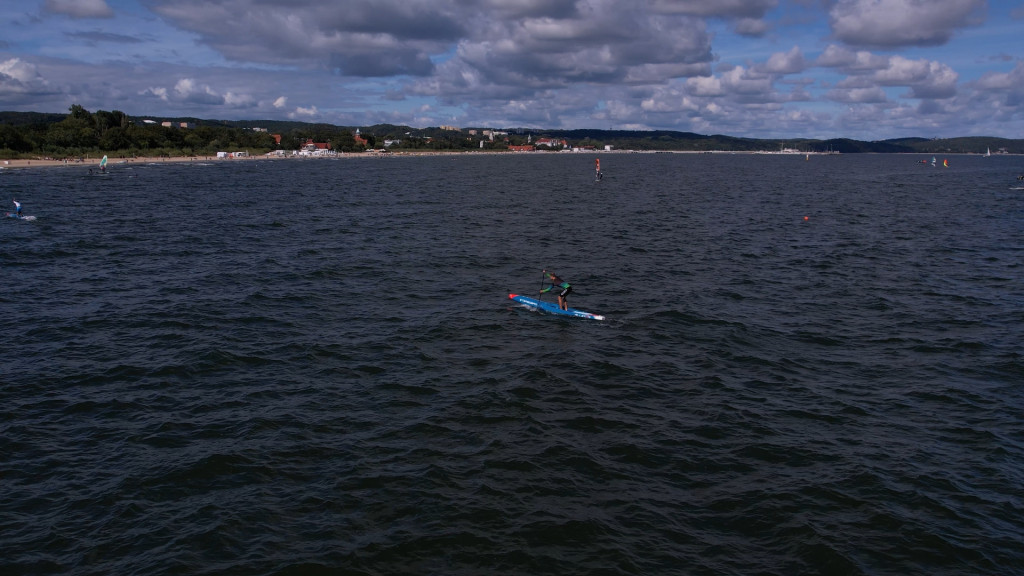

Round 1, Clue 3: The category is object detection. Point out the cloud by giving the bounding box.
[974,61,1024,91]
[815,45,889,71]
[292,105,319,118]
[413,2,715,111]
[973,61,1024,108]
[141,77,227,106]
[828,0,986,48]
[0,58,53,100]
[44,0,114,19]
[150,0,464,75]
[733,18,769,37]
[65,30,145,44]
[223,92,255,107]
[761,46,806,74]
[0,58,44,85]
[171,78,223,105]
[649,0,778,19]
[1,0,1019,139]
[826,86,889,103]
[141,86,168,101]
[873,56,958,99]
[820,49,959,101]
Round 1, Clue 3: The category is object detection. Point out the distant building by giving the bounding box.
[299,139,335,156]
[508,145,535,152]
[536,138,568,148]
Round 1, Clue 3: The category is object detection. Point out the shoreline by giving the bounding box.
[0,155,268,170]
[2,149,1014,171]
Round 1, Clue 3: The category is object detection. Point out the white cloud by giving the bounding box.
[826,86,889,103]
[685,75,725,97]
[649,0,778,19]
[0,0,1018,139]
[0,58,42,84]
[172,78,223,104]
[0,58,52,100]
[224,92,255,107]
[828,0,986,48]
[44,0,113,19]
[873,56,958,99]
[974,61,1024,92]
[816,45,889,71]
[141,86,169,101]
[762,47,806,75]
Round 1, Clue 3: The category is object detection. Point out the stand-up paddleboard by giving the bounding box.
[508,293,605,321]
[5,212,35,220]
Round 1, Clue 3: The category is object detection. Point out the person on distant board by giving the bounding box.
[540,270,572,311]
[12,198,22,217]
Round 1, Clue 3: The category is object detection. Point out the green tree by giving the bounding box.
[69,104,91,121]
[0,124,32,153]
[99,126,131,151]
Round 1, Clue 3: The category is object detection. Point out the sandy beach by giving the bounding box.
[0,155,270,170]
[1,149,604,170]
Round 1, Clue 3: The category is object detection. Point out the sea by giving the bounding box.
[2,152,1022,576]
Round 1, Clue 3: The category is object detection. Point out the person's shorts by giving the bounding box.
[559,286,572,298]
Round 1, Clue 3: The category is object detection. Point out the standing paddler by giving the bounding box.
[540,270,572,311]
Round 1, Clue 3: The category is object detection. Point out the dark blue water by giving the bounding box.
[2,153,1022,576]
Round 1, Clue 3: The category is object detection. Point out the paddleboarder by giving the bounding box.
[540,270,572,311]
[12,198,22,217]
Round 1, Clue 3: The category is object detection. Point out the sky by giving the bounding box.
[1,0,1022,140]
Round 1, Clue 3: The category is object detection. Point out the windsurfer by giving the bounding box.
[540,270,572,311]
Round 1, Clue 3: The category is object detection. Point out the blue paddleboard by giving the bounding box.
[508,293,605,321]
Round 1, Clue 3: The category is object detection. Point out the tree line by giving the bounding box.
[0,105,376,159]
[5,105,1021,157]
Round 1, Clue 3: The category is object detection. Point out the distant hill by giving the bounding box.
[885,136,1022,154]
[0,111,67,126]
[3,110,1023,154]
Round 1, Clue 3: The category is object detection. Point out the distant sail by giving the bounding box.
[943,159,949,168]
